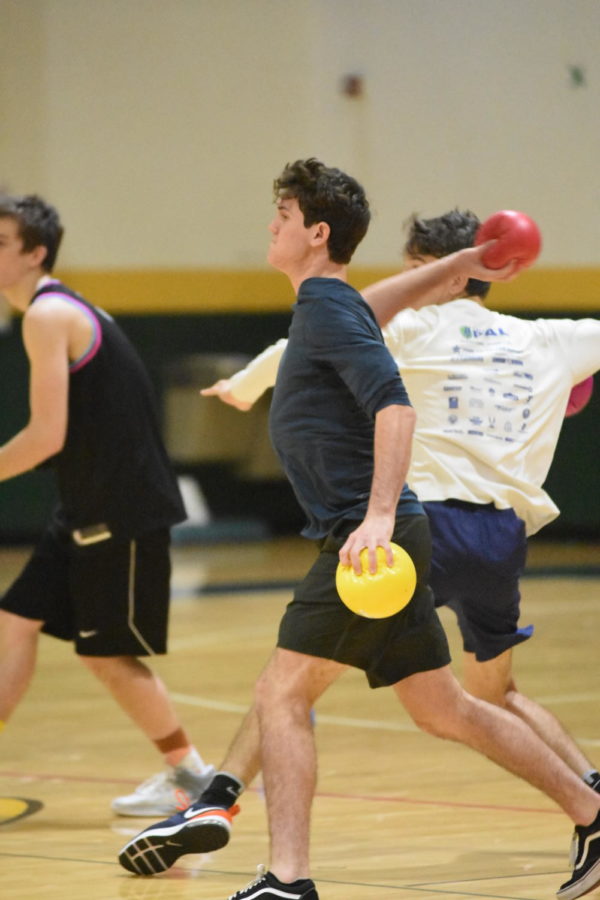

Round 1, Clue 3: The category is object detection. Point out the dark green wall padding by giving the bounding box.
[0,311,597,542]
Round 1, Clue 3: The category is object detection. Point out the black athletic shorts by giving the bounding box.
[0,519,171,657]
[277,514,451,688]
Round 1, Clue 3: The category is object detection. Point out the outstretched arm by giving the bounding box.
[200,338,287,410]
[365,244,518,327]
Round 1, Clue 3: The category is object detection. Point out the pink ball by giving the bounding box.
[565,376,594,417]
[475,210,542,269]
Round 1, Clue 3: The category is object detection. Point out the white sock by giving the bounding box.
[175,747,214,776]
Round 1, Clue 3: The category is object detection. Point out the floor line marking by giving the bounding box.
[0,854,566,898]
[0,770,561,816]
[168,691,600,745]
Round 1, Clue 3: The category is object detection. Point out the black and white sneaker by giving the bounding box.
[227,865,319,899]
[557,812,600,900]
[118,801,239,875]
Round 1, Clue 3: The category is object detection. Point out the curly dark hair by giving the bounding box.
[404,209,490,298]
[0,193,64,272]
[273,158,370,264]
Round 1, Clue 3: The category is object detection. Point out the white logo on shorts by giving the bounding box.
[79,630,98,638]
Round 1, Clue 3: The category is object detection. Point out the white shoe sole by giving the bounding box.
[557,858,600,900]
[118,813,232,875]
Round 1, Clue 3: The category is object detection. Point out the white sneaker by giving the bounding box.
[112,759,216,817]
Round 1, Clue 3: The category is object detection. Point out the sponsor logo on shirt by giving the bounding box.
[460,326,509,339]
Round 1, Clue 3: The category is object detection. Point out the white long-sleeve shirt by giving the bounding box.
[226,300,600,535]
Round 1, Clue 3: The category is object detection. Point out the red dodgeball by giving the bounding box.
[475,210,542,269]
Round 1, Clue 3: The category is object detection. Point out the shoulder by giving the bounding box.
[298,277,361,308]
[298,278,365,320]
[27,286,100,327]
[25,296,71,331]
[24,289,92,349]
[22,302,72,363]
[307,296,379,348]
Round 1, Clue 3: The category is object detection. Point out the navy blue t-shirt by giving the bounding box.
[269,277,422,539]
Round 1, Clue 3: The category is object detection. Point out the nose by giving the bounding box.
[268,217,278,235]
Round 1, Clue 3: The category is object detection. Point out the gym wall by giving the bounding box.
[0,0,598,539]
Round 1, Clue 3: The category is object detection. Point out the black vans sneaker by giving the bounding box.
[227,865,319,899]
[557,812,600,900]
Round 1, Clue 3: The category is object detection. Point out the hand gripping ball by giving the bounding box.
[335,543,417,619]
[475,210,542,269]
[565,376,594,417]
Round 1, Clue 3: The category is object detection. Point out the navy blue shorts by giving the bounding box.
[277,514,451,688]
[423,500,533,662]
[0,519,172,657]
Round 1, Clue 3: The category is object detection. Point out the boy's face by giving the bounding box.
[403,249,469,305]
[267,196,317,273]
[0,216,41,291]
[402,250,438,270]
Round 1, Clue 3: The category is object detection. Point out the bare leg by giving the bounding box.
[395,664,600,825]
[216,704,262,787]
[0,610,42,721]
[507,687,595,776]
[254,648,348,883]
[463,649,596,776]
[80,655,183,741]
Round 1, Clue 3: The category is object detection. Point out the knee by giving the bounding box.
[462,651,514,708]
[411,708,456,740]
[79,654,139,685]
[253,668,312,723]
[464,670,517,709]
[465,682,510,708]
[254,667,290,707]
[410,689,480,742]
[397,669,473,740]
[504,684,522,714]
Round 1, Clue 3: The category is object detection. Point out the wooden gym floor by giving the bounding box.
[0,537,599,899]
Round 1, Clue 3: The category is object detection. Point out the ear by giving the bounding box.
[29,244,49,269]
[449,271,468,298]
[311,220,330,249]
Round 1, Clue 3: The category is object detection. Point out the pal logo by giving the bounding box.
[460,326,509,339]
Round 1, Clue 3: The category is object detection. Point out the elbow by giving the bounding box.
[403,404,417,428]
[36,428,66,461]
[376,402,417,425]
[401,404,417,440]
[48,433,66,457]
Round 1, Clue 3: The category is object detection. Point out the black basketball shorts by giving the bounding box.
[0,521,172,657]
[277,514,451,688]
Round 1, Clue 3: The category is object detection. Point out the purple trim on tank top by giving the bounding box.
[33,291,103,372]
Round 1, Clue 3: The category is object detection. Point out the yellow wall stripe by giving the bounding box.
[55,266,600,315]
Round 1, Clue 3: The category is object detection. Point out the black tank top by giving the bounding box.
[32,282,186,538]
